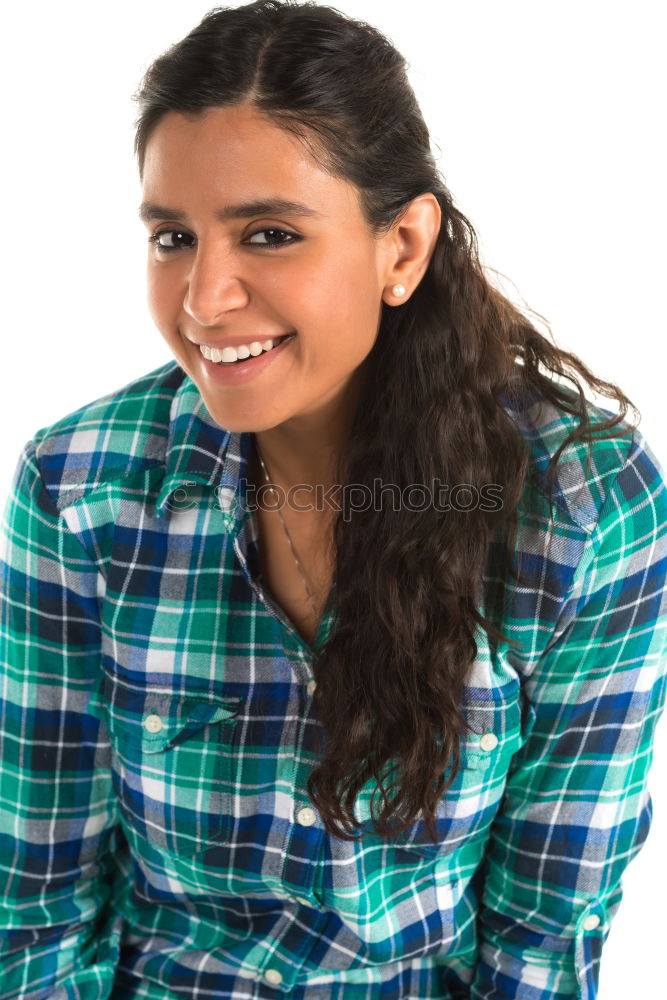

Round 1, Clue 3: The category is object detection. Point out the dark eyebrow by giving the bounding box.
[138,198,322,224]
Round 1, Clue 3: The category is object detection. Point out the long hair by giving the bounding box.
[132,0,639,844]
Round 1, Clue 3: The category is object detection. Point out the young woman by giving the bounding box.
[1,2,666,998]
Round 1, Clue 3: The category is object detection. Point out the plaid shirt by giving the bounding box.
[1,359,666,1000]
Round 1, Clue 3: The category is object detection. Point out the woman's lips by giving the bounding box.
[197,333,297,386]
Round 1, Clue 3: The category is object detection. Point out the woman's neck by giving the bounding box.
[250,372,361,492]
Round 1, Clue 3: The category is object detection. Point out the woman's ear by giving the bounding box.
[380,193,442,305]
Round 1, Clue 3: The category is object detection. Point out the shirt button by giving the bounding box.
[583,914,601,931]
[264,968,283,986]
[479,732,498,752]
[144,714,163,734]
[307,679,317,696]
[297,807,316,826]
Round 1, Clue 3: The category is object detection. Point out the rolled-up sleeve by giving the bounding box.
[470,432,667,999]
[0,441,122,999]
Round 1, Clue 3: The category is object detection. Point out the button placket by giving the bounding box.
[234,527,313,685]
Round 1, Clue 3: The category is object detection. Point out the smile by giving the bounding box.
[200,335,294,364]
[196,332,297,386]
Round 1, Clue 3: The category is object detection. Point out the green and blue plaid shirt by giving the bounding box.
[1,360,666,1000]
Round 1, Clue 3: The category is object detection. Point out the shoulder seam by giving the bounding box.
[537,428,636,534]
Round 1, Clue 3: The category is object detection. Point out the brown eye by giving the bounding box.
[148,230,196,252]
[245,228,300,248]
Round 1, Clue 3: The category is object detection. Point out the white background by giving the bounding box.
[1,2,665,994]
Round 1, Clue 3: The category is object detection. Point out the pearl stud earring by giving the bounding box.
[392,284,406,297]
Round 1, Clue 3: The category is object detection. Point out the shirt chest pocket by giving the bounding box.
[98,681,244,857]
[360,691,529,861]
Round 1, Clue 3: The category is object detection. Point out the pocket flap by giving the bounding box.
[455,693,525,771]
[94,673,243,754]
[138,698,242,753]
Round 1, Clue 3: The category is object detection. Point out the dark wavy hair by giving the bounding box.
[132,0,639,844]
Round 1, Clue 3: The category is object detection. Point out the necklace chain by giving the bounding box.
[255,443,320,623]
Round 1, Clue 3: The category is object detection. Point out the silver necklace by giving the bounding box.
[255,443,320,623]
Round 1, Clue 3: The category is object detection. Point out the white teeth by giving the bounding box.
[200,337,290,364]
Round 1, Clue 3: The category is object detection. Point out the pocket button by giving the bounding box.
[479,732,498,751]
[143,713,163,734]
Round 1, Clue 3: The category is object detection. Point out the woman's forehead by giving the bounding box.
[141,107,361,222]
[143,105,315,174]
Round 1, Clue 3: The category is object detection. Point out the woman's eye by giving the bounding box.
[246,228,299,249]
[147,230,195,252]
[147,227,300,253]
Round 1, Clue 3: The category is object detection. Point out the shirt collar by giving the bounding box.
[154,371,537,535]
[155,370,254,534]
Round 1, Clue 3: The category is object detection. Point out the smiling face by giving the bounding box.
[140,102,395,434]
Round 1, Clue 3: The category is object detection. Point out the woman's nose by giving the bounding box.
[183,244,249,326]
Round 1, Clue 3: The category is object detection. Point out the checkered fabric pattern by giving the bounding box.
[1,359,666,999]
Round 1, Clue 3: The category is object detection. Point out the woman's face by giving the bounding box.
[140,102,396,433]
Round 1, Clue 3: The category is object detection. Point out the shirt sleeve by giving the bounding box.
[0,440,123,1000]
[469,431,667,1000]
